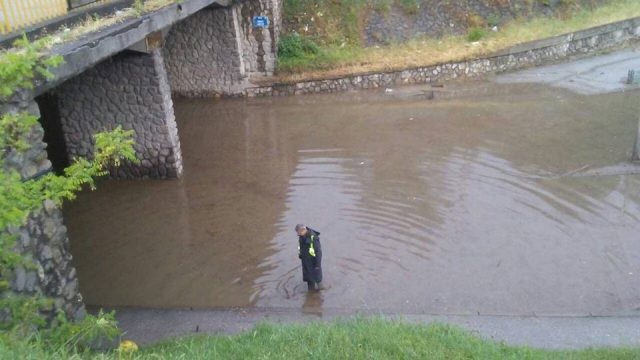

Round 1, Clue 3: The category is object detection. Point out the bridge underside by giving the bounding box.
[2,0,280,324]
[54,49,183,178]
[39,0,279,179]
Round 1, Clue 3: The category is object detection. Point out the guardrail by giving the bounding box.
[0,0,103,35]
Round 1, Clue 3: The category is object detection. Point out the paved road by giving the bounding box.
[113,307,640,349]
[495,47,640,94]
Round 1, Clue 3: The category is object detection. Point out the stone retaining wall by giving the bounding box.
[7,202,87,322]
[1,92,85,323]
[163,0,282,97]
[248,16,640,97]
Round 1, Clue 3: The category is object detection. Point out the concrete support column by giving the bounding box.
[163,7,247,97]
[234,0,281,76]
[56,48,183,179]
[163,0,281,97]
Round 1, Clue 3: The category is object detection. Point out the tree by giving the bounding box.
[0,36,134,348]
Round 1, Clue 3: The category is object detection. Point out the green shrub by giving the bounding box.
[467,27,486,42]
[0,35,133,357]
[43,310,120,351]
[487,13,501,27]
[0,36,62,98]
[278,33,321,60]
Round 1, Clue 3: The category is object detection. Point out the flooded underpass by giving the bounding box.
[64,80,640,317]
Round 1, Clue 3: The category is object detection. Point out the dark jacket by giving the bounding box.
[298,228,322,283]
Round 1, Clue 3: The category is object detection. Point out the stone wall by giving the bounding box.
[247,16,640,96]
[163,0,281,97]
[0,93,51,180]
[1,91,85,322]
[55,48,183,179]
[163,7,248,97]
[235,0,281,76]
[7,202,87,322]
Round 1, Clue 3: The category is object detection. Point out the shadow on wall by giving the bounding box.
[35,92,70,174]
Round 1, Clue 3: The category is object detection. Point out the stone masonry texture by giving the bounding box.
[56,48,183,179]
[163,0,281,97]
[235,0,281,76]
[164,7,248,97]
[1,92,86,323]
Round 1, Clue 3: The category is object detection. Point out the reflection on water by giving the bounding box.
[64,82,640,316]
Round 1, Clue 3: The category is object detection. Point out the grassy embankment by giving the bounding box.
[276,0,640,82]
[4,318,640,359]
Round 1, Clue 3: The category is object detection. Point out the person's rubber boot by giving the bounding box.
[315,282,324,291]
[307,281,315,291]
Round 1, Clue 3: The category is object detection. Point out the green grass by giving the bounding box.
[467,27,487,42]
[3,318,640,359]
[142,319,640,359]
[276,0,640,81]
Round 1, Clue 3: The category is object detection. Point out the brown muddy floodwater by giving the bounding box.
[64,81,640,317]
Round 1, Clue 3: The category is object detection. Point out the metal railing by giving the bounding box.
[0,0,103,35]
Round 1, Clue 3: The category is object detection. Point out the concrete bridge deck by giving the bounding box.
[36,0,230,96]
[35,0,238,95]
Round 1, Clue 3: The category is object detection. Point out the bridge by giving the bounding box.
[2,0,281,322]
[5,0,280,180]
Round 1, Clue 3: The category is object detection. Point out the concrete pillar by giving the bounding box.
[163,0,281,97]
[234,0,281,76]
[56,48,183,179]
[1,91,85,322]
[163,7,247,97]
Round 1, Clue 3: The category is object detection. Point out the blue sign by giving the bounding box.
[252,16,270,28]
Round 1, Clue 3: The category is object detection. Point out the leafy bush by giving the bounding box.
[0,35,132,356]
[467,27,486,42]
[278,33,321,60]
[43,310,120,351]
[0,309,120,357]
[487,13,501,27]
[0,36,62,98]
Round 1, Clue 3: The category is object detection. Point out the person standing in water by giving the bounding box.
[296,224,323,291]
